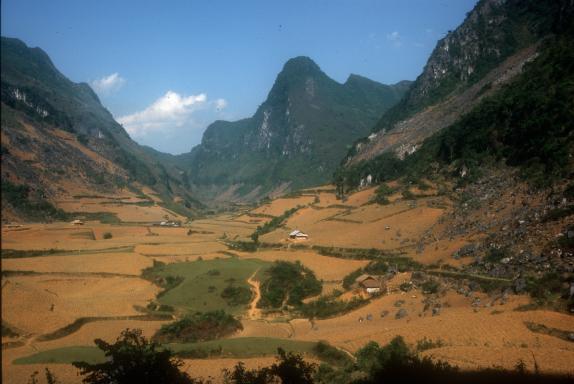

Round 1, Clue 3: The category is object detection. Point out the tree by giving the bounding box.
[28,368,60,384]
[73,328,203,384]
[224,348,316,384]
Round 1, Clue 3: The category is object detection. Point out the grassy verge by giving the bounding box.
[1,245,135,259]
[427,270,513,292]
[14,337,318,364]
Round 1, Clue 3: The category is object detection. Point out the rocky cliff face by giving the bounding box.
[347,0,571,165]
[181,57,411,201]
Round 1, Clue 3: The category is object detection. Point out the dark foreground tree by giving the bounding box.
[224,348,316,384]
[28,368,60,384]
[72,328,203,384]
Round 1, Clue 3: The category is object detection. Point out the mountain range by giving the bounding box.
[1,0,572,221]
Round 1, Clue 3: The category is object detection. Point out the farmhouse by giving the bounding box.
[355,274,383,294]
[289,230,309,240]
[71,219,84,225]
[153,220,182,227]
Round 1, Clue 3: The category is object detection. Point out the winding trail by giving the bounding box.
[247,269,262,320]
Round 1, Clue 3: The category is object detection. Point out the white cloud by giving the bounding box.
[386,31,402,47]
[117,90,226,138]
[215,98,228,111]
[90,73,126,94]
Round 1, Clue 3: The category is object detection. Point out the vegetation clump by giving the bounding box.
[251,206,301,242]
[300,295,369,319]
[153,310,242,343]
[258,261,322,308]
[372,184,395,205]
[2,180,69,221]
[220,285,252,306]
[73,329,198,384]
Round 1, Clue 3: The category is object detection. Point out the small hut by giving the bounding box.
[289,230,309,240]
[355,274,383,294]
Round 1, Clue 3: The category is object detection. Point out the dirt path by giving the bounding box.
[247,270,262,320]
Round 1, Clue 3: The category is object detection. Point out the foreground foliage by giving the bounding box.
[72,329,200,384]
[27,329,574,383]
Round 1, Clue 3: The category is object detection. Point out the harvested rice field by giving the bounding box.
[3,185,574,383]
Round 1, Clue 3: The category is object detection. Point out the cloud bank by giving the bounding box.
[117,91,226,138]
[90,73,126,94]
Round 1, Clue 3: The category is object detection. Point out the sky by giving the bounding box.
[1,0,477,154]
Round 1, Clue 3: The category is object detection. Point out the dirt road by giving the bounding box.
[247,270,261,320]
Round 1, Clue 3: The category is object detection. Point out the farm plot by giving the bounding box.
[1,275,158,336]
[2,252,152,276]
[234,249,369,282]
[262,204,446,250]
[135,241,228,257]
[148,258,270,315]
[57,199,184,222]
[251,196,316,217]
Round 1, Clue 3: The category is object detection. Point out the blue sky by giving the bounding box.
[1,0,477,154]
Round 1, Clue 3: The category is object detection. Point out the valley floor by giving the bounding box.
[2,186,573,383]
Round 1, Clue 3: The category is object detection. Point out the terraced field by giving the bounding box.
[3,186,573,383]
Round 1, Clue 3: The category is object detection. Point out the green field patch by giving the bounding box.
[14,346,106,365]
[1,246,134,259]
[144,258,270,314]
[15,338,317,365]
[168,337,317,358]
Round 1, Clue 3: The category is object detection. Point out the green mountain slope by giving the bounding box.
[336,4,574,192]
[1,37,203,220]
[346,0,572,165]
[178,57,410,201]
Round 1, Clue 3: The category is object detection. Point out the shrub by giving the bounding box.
[299,296,369,319]
[342,268,363,290]
[312,341,352,366]
[102,232,113,240]
[153,310,242,343]
[258,261,322,308]
[220,285,252,306]
[421,280,440,294]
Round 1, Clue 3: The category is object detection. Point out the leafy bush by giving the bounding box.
[421,280,440,294]
[220,285,252,306]
[1,179,69,221]
[525,272,563,301]
[312,341,352,366]
[153,310,242,343]
[373,184,395,205]
[484,247,509,263]
[415,337,445,352]
[102,232,113,240]
[299,296,369,319]
[258,261,322,308]
[342,269,363,290]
